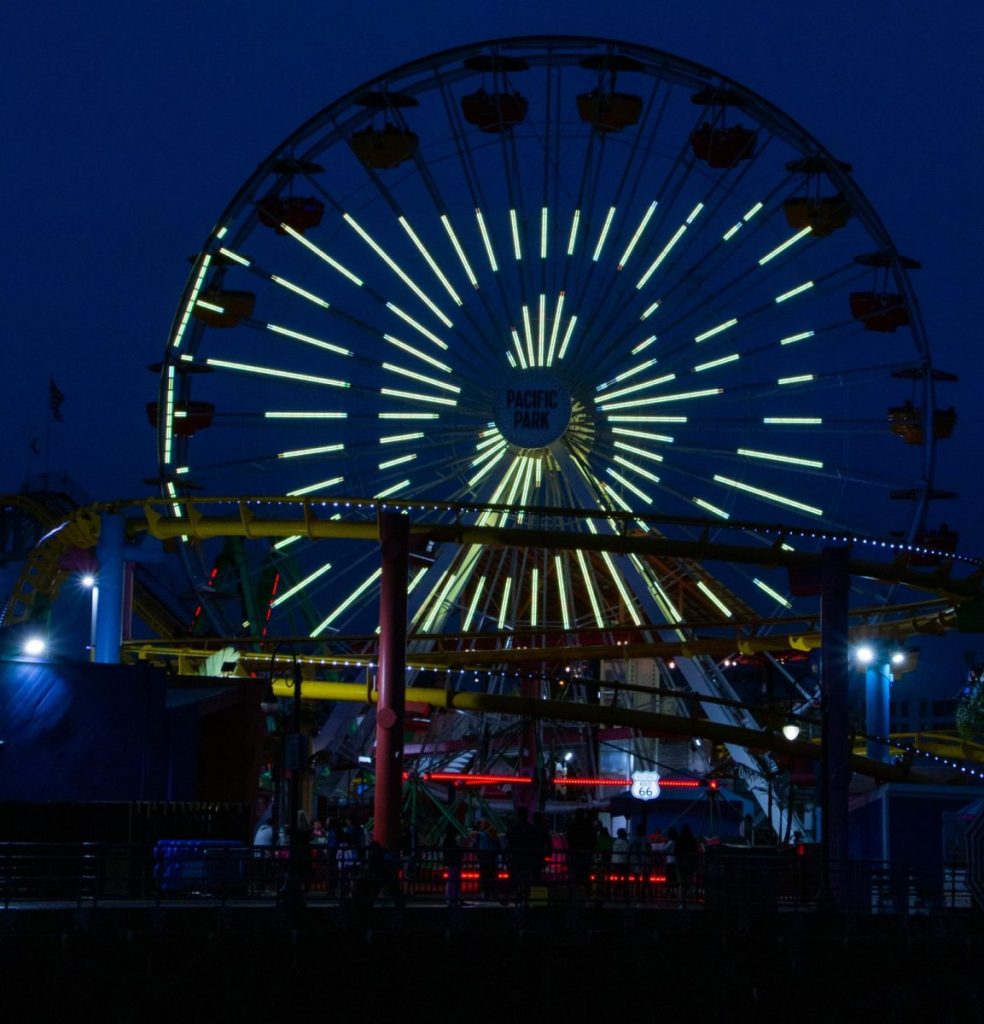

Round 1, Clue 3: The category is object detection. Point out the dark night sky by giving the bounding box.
[3,2,983,683]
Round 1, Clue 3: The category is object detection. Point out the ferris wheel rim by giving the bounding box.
[154,35,945,641]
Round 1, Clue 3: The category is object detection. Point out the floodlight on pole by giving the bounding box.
[855,645,875,666]
[23,637,45,657]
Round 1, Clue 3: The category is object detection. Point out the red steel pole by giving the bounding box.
[374,510,410,850]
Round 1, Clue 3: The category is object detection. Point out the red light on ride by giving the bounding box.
[561,777,631,787]
[409,771,710,790]
[423,772,529,786]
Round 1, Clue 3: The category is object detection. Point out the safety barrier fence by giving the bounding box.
[0,842,973,914]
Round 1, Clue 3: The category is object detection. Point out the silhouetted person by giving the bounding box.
[505,807,540,905]
[363,840,402,907]
[473,820,500,900]
[443,824,465,907]
[654,828,678,898]
[629,822,651,883]
[566,809,595,889]
[291,810,313,891]
[675,824,700,904]
[531,812,552,883]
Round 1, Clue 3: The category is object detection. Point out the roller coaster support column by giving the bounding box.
[93,513,126,664]
[820,546,851,906]
[375,511,409,851]
[866,663,891,764]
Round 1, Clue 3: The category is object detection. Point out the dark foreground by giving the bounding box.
[2,901,981,1022]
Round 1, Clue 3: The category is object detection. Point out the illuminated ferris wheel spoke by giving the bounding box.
[304,159,502,379]
[221,225,481,384]
[263,322,352,357]
[250,304,494,407]
[201,357,351,390]
[515,456,537,522]
[581,205,703,374]
[690,361,915,405]
[616,200,659,270]
[280,223,364,287]
[269,560,334,610]
[573,87,725,367]
[416,556,466,634]
[582,515,645,627]
[384,302,449,349]
[552,449,642,628]
[215,247,334,311]
[398,214,465,305]
[711,474,823,517]
[675,439,915,494]
[644,262,860,371]
[593,370,677,404]
[597,385,723,414]
[431,75,522,333]
[589,165,813,373]
[343,212,453,327]
[309,567,383,637]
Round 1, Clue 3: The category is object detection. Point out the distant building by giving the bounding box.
[890,696,959,734]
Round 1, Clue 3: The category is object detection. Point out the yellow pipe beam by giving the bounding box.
[134,500,981,600]
[119,595,951,667]
[120,591,953,667]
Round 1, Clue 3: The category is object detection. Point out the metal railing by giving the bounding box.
[0,842,973,914]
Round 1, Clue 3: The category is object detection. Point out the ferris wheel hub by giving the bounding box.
[493,368,573,450]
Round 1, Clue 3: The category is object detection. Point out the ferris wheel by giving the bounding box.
[152,36,952,644]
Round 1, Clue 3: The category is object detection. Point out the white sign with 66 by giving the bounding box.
[630,770,661,801]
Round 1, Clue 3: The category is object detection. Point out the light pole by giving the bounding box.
[819,546,850,908]
[269,644,305,909]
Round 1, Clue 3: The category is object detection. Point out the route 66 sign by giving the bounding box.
[631,770,661,801]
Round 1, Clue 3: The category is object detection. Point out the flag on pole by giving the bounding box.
[49,377,65,422]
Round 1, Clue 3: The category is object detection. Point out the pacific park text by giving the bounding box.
[506,388,559,429]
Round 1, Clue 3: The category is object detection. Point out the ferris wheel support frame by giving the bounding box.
[865,662,892,765]
[368,501,843,863]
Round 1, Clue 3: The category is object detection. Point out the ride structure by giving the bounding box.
[4,38,978,870]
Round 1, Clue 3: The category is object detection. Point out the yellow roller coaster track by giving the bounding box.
[6,493,980,785]
[2,498,182,637]
[2,505,101,626]
[5,494,981,643]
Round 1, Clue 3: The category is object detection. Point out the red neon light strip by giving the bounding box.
[561,777,632,787]
[423,772,530,785]
[562,777,701,788]
[590,873,668,884]
[404,772,708,788]
[444,871,667,885]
